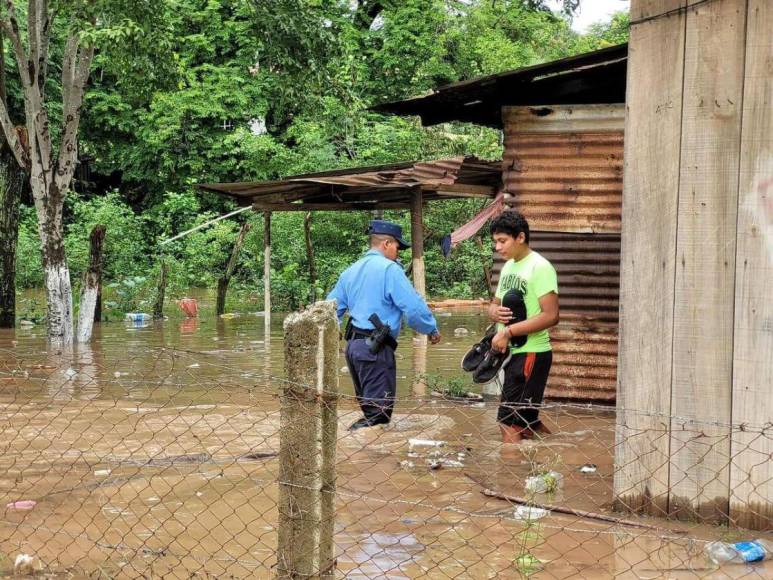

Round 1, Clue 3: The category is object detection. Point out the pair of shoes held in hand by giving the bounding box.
[462,289,527,384]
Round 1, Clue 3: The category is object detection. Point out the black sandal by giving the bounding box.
[461,324,497,372]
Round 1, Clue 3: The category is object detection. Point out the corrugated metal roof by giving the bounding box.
[371,44,628,127]
[198,156,502,210]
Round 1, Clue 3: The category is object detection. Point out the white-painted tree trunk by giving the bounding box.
[44,261,73,346]
[76,284,97,343]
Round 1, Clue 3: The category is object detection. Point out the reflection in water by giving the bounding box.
[411,334,427,396]
[180,317,199,334]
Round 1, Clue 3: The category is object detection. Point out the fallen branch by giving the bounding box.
[464,472,687,534]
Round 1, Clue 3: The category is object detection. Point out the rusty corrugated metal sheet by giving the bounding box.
[501,105,624,234]
[198,156,501,207]
[492,232,620,402]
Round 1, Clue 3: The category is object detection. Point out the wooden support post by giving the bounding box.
[75,225,105,343]
[304,212,318,303]
[410,189,426,297]
[475,236,493,298]
[730,0,773,530]
[264,211,271,337]
[410,189,428,395]
[216,223,251,316]
[614,0,687,518]
[153,258,168,320]
[668,0,746,523]
[277,301,338,579]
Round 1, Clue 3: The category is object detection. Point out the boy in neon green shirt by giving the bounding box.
[488,211,559,444]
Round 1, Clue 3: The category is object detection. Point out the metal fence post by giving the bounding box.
[277,300,339,579]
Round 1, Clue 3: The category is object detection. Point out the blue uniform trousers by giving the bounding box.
[345,338,397,422]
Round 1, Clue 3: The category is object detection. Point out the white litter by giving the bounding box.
[408,439,445,452]
[514,506,549,521]
[14,554,35,575]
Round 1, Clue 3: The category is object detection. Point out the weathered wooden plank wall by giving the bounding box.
[614,0,687,517]
[618,0,773,529]
[668,0,746,523]
[730,0,773,530]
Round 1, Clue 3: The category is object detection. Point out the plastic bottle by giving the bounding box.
[125,312,151,323]
[705,539,773,565]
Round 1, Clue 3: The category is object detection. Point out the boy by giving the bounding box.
[488,211,559,443]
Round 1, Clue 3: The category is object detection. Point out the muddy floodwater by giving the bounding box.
[0,303,771,578]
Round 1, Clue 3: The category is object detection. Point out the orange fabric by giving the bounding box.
[178,298,198,318]
[524,351,536,381]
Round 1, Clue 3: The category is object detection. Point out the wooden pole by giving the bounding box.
[75,225,105,343]
[410,189,428,395]
[277,301,338,579]
[264,211,271,337]
[216,222,251,315]
[410,189,426,297]
[153,258,168,320]
[304,212,318,303]
[475,236,493,298]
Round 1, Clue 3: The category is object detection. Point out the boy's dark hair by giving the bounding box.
[490,211,530,244]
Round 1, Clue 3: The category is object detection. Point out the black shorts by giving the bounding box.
[497,351,553,428]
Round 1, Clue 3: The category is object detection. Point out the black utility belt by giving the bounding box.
[349,326,398,350]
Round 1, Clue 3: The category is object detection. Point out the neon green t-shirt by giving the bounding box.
[495,250,558,354]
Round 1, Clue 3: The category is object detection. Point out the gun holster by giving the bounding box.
[366,314,397,354]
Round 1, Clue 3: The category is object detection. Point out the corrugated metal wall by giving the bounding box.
[496,104,625,402]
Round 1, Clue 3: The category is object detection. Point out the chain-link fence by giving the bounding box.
[1,319,772,578]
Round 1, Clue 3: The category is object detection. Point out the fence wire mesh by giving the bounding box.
[1,343,772,579]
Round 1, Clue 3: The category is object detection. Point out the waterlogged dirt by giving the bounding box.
[0,305,771,579]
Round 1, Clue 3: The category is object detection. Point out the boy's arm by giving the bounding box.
[487,296,512,323]
[491,292,559,352]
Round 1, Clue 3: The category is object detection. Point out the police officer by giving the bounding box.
[328,220,442,430]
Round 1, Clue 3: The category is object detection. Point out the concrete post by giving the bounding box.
[277,300,339,579]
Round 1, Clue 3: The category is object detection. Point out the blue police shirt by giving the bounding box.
[327,250,438,339]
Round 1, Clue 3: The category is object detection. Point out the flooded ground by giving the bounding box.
[0,301,771,578]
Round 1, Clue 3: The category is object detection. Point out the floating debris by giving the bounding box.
[579,464,598,474]
[514,506,549,521]
[525,471,563,494]
[6,500,36,510]
[14,554,35,575]
[453,327,469,336]
[408,439,445,452]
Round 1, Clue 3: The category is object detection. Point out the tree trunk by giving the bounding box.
[76,224,105,342]
[0,146,24,327]
[216,222,251,315]
[303,212,317,303]
[153,258,168,320]
[34,194,73,345]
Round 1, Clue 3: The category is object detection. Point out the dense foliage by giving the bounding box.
[14,0,629,313]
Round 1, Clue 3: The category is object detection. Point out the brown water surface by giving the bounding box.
[0,303,770,578]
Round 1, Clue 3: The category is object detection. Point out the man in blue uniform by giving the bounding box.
[328,220,442,430]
